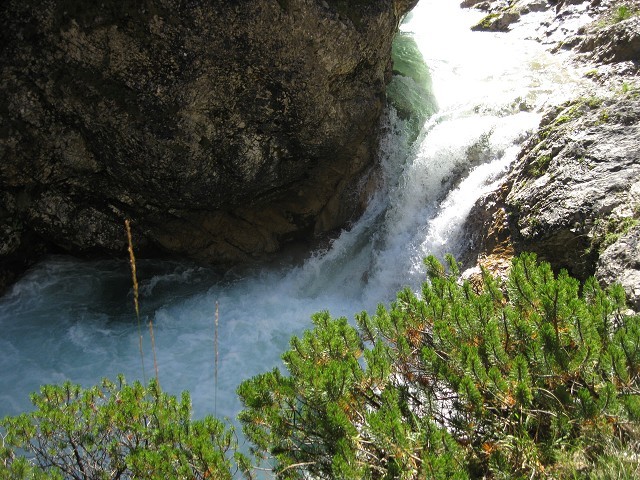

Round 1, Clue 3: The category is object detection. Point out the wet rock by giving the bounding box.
[518,0,551,14]
[577,16,640,63]
[460,184,515,282]
[460,0,499,10]
[471,10,521,31]
[466,0,553,32]
[0,0,416,277]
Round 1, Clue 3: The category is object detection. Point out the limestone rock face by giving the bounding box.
[465,93,640,281]
[0,0,415,280]
[460,0,640,310]
[505,95,640,280]
[471,10,520,32]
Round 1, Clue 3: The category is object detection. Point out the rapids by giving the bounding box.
[0,0,582,444]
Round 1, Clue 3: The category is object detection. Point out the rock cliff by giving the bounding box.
[463,0,640,308]
[0,0,416,290]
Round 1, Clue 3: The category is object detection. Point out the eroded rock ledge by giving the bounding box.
[462,0,640,308]
[0,0,416,291]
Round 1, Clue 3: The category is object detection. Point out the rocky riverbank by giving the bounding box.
[462,0,640,309]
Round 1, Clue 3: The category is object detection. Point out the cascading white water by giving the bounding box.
[0,0,582,438]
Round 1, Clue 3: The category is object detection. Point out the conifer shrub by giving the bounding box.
[238,253,640,478]
[1,376,249,479]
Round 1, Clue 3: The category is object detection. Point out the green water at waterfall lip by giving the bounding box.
[388,31,438,138]
[392,31,433,90]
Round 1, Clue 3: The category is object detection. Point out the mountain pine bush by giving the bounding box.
[1,376,249,479]
[238,253,640,478]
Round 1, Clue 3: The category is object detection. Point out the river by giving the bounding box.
[0,0,581,437]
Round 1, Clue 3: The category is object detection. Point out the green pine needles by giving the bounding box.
[1,376,250,479]
[238,253,640,479]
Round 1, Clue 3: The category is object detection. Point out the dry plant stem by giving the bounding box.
[149,319,160,387]
[125,219,146,384]
[215,301,219,417]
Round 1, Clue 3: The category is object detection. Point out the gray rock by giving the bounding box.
[0,0,416,279]
[460,0,502,10]
[518,0,552,14]
[596,225,640,310]
[464,92,640,282]
[509,96,640,275]
[577,16,640,63]
[471,11,521,31]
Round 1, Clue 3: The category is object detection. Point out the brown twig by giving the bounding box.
[125,219,146,384]
[149,319,160,387]
[215,301,219,417]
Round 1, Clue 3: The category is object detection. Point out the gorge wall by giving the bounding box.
[462,0,640,309]
[0,0,416,290]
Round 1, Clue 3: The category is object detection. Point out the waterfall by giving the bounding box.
[0,0,582,430]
